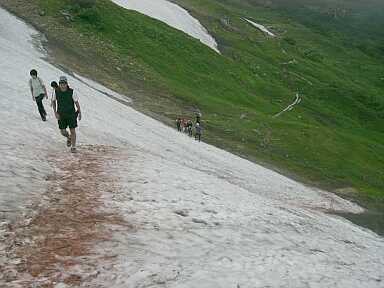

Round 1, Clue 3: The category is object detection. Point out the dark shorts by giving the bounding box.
[58,114,77,129]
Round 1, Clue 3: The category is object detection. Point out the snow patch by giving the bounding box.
[244,18,276,37]
[111,0,219,53]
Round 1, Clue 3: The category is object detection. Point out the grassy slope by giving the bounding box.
[1,0,383,206]
[168,0,384,200]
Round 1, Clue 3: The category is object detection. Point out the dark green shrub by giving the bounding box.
[72,0,96,8]
[284,37,296,46]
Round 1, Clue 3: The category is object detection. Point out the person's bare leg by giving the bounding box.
[61,129,71,147]
[70,128,76,148]
[60,129,69,138]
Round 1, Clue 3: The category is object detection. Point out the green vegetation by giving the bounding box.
[2,0,383,207]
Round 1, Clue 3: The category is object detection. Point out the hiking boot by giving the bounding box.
[70,147,77,153]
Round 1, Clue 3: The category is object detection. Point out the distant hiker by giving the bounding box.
[195,122,202,142]
[195,111,201,124]
[187,120,193,137]
[29,69,48,121]
[183,119,188,133]
[50,81,58,107]
[52,76,82,153]
[176,118,182,132]
[181,119,185,133]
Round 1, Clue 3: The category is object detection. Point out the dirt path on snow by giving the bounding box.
[1,145,129,287]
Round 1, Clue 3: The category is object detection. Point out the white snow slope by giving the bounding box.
[245,18,276,37]
[0,7,384,288]
[111,0,219,53]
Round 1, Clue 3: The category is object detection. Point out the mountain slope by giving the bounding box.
[1,6,384,286]
[0,0,383,206]
[171,0,384,201]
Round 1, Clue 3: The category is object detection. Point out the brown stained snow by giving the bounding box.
[1,145,128,287]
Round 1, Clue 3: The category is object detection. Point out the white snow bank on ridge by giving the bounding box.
[0,7,46,58]
[111,0,219,53]
[1,7,384,287]
[245,18,275,37]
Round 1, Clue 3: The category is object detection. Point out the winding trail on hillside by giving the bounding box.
[273,93,302,118]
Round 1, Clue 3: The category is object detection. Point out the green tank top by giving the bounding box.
[56,88,76,116]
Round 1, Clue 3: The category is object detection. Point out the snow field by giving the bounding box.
[87,151,384,287]
[111,0,219,52]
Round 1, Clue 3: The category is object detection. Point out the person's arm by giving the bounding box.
[72,91,81,120]
[44,86,48,99]
[38,77,48,99]
[52,101,60,120]
[52,91,60,119]
[29,79,34,101]
[75,101,81,120]
[50,90,54,106]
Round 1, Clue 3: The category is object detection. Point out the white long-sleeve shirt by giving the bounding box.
[29,77,45,98]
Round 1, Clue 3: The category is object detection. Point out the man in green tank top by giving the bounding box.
[52,76,82,153]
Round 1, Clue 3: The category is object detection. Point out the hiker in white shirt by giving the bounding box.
[29,69,48,121]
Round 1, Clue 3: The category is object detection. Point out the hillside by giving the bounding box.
[1,6,384,286]
[0,0,383,208]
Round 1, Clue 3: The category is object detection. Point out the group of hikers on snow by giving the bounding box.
[29,68,203,152]
[29,69,81,153]
[176,114,203,142]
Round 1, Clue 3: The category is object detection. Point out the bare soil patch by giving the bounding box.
[1,145,127,287]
